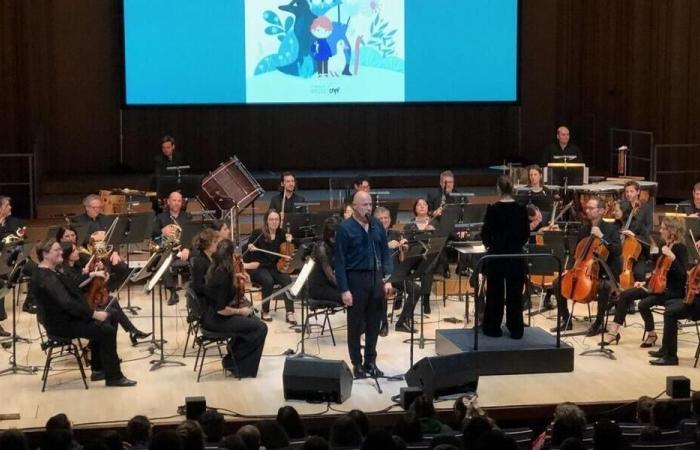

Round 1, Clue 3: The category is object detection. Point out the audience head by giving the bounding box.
[361,430,396,450]
[461,416,492,450]
[276,405,306,440]
[219,434,247,450]
[550,402,587,446]
[393,411,423,444]
[46,413,73,433]
[348,409,370,437]
[0,429,29,450]
[301,435,331,450]
[430,434,463,450]
[635,395,656,425]
[236,424,261,450]
[149,429,181,450]
[255,420,290,450]
[652,400,680,429]
[592,420,622,450]
[559,437,585,450]
[40,429,73,450]
[329,415,363,448]
[176,420,204,450]
[127,415,152,446]
[410,394,437,419]
[198,410,225,444]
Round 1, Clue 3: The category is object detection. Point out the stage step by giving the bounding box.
[435,327,574,376]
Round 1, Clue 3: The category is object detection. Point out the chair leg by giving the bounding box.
[326,311,336,346]
[42,347,54,392]
[182,323,193,358]
[197,346,208,382]
[72,344,89,390]
[194,339,203,372]
[694,322,700,369]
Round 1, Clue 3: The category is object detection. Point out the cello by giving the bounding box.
[685,229,700,305]
[559,218,610,303]
[618,201,642,289]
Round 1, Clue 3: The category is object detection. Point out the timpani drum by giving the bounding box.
[570,183,623,219]
[198,157,264,212]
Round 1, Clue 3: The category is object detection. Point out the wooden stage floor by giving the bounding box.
[2,286,699,430]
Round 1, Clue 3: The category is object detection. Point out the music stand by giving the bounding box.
[408,236,447,350]
[684,217,700,264]
[433,204,461,236]
[545,163,586,187]
[157,175,200,200]
[524,243,559,318]
[119,212,155,314]
[0,249,37,377]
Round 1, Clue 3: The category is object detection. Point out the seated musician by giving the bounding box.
[190,228,220,302]
[244,209,297,324]
[649,294,700,366]
[31,239,136,386]
[268,172,306,222]
[403,198,437,315]
[308,216,343,306]
[203,239,267,377]
[375,207,417,333]
[427,171,468,277]
[481,175,530,339]
[552,197,621,335]
[604,217,687,349]
[0,195,22,335]
[342,203,354,220]
[72,195,129,289]
[541,126,583,166]
[683,181,700,216]
[58,242,150,345]
[612,180,654,282]
[152,191,191,305]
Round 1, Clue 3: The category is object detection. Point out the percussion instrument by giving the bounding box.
[198,157,264,212]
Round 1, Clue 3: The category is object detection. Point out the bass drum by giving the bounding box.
[198,156,264,212]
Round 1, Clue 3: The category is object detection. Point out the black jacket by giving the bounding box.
[31,267,93,333]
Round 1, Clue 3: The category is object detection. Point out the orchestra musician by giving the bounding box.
[427,170,469,277]
[342,203,354,220]
[375,206,417,333]
[58,242,151,345]
[541,126,583,165]
[203,239,267,377]
[603,217,687,348]
[153,135,184,176]
[308,216,343,306]
[480,175,530,339]
[612,180,654,281]
[682,181,700,217]
[152,191,191,305]
[189,228,221,304]
[0,195,22,335]
[31,239,136,386]
[335,191,393,379]
[268,172,307,222]
[552,197,621,335]
[243,209,297,324]
[403,198,438,314]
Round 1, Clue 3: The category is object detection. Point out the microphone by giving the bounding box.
[365,213,372,229]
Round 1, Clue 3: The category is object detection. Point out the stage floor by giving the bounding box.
[2,286,700,430]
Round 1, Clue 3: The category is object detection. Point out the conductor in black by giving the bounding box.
[335,191,393,379]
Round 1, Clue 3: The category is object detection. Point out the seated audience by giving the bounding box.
[256,421,290,450]
[276,405,306,440]
[0,429,29,450]
[393,412,423,444]
[149,430,182,450]
[329,416,363,449]
[198,410,225,449]
[348,409,370,438]
[126,415,152,450]
[592,420,623,450]
[236,425,261,450]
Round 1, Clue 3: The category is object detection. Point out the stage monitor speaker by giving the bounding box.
[283,357,353,404]
[185,396,206,420]
[405,353,479,399]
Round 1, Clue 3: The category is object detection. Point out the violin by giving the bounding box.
[276,224,296,274]
[619,201,642,289]
[231,245,250,308]
[560,221,610,303]
[647,246,674,294]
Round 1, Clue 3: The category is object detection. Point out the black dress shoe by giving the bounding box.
[22,303,37,314]
[648,349,666,358]
[90,371,105,381]
[363,363,384,378]
[167,291,179,305]
[129,330,152,346]
[379,322,389,337]
[585,322,604,337]
[0,325,10,337]
[352,365,367,379]
[106,377,138,387]
[395,321,417,333]
[649,357,678,366]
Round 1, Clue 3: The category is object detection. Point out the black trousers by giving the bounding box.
[51,320,123,381]
[161,259,188,291]
[392,280,420,325]
[107,261,130,292]
[204,314,268,377]
[659,299,700,359]
[104,300,138,333]
[555,278,613,326]
[346,271,384,366]
[483,269,525,339]
[613,287,669,330]
[250,267,294,314]
[639,292,674,332]
[22,259,36,307]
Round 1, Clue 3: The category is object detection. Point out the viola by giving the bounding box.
[84,232,112,309]
[560,232,609,303]
[276,224,296,274]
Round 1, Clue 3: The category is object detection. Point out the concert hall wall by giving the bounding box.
[1,1,699,195]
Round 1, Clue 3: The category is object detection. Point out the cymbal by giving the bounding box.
[489,165,510,171]
[111,188,157,197]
